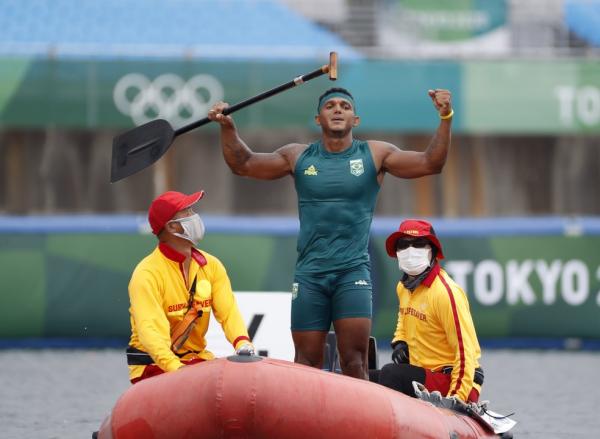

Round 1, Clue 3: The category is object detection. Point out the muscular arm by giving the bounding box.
[374,89,452,179]
[209,102,303,180]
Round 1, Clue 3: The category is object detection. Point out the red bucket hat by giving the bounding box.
[385,219,444,259]
[148,190,205,235]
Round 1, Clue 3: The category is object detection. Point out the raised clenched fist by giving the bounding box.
[428,89,453,118]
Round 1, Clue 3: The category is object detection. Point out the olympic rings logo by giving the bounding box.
[113,73,224,126]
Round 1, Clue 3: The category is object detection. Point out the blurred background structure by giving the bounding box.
[0,0,599,346]
[1,0,599,216]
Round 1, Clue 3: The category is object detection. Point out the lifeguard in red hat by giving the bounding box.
[125,190,254,384]
[374,219,484,403]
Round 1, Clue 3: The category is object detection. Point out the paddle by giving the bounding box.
[110,52,338,182]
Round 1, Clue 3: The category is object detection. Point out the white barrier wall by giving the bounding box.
[205,292,294,361]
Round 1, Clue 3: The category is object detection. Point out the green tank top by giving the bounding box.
[294,139,380,274]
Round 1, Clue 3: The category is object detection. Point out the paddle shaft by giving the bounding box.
[110,53,337,182]
[174,65,330,137]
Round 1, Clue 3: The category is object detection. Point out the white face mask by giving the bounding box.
[169,213,205,245]
[396,245,432,276]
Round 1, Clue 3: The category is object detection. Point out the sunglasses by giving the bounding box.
[396,238,431,250]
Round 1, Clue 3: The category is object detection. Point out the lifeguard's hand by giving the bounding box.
[391,341,410,365]
[207,101,235,127]
[428,89,452,118]
[235,342,256,356]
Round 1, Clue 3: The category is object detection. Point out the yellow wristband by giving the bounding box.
[440,109,454,120]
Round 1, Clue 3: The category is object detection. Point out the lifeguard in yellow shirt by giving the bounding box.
[377,219,483,403]
[126,190,254,384]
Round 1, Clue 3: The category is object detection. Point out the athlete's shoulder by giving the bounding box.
[366,139,402,156]
[276,142,310,174]
[364,140,398,172]
[276,142,310,159]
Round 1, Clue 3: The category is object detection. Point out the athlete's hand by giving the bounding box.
[391,340,410,365]
[428,89,452,118]
[235,342,256,356]
[208,101,235,128]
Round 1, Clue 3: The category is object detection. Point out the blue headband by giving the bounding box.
[317,92,356,113]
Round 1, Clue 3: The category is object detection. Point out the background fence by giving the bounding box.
[1,0,600,349]
[2,215,599,348]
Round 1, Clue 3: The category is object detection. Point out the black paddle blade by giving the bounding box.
[110,119,175,182]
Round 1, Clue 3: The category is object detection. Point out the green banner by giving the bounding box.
[0,60,329,130]
[344,60,461,132]
[2,57,600,134]
[0,232,298,338]
[0,58,460,132]
[1,230,599,342]
[371,235,600,339]
[392,0,507,41]
[463,60,600,134]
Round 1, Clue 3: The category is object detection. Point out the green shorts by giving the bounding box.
[291,264,373,331]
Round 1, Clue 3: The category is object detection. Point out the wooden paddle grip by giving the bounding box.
[327,51,338,80]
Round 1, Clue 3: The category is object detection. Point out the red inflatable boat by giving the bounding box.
[96,355,499,439]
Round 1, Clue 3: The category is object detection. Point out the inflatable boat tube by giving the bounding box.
[97,356,498,439]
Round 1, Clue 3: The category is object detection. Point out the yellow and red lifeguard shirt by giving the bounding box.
[127,242,250,381]
[392,264,482,402]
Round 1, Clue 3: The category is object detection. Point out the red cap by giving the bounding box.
[148,190,205,235]
[385,219,444,259]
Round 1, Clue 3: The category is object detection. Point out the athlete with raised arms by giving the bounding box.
[208,87,453,379]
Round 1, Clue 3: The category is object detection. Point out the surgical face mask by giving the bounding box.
[396,245,432,276]
[169,213,205,245]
